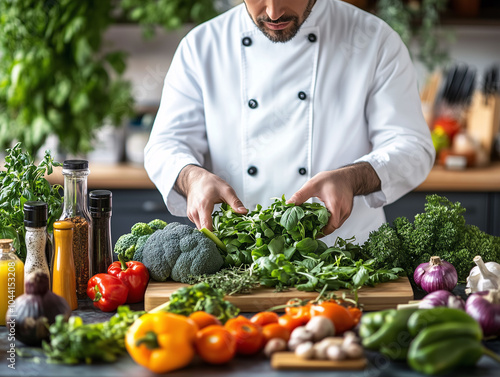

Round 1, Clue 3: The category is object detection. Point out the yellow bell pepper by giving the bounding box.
[125,311,198,374]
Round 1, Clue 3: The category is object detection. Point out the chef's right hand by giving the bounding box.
[174,165,248,231]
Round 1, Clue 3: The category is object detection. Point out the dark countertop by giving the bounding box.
[1,286,500,377]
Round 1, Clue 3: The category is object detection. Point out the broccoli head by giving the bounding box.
[132,234,152,263]
[114,233,138,261]
[148,219,167,231]
[142,222,224,283]
[131,222,154,237]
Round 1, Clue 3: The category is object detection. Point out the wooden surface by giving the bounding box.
[42,162,500,191]
[271,352,367,370]
[45,164,156,189]
[417,161,500,192]
[144,277,413,312]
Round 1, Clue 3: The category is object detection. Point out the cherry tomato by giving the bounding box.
[348,307,362,326]
[250,311,279,327]
[310,302,356,334]
[262,323,291,344]
[278,314,304,333]
[285,303,311,325]
[189,311,222,330]
[225,317,264,355]
[195,325,236,364]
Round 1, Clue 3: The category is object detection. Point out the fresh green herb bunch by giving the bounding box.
[0,143,63,261]
[42,306,144,364]
[213,195,331,267]
[363,194,500,282]
[212,196,404,292]
[165,282,239,323]
[186,265,260,296]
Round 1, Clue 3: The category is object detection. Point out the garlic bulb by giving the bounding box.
[465,255,500,294]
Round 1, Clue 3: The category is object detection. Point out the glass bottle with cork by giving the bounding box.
[52,220,78,310]
[24,201,50,287]
[89,190,113,277]
[59,160,91,299]
[0,239,24,326]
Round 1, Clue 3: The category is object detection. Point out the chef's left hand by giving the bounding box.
[287,170,354,236]
[287,162,381,236]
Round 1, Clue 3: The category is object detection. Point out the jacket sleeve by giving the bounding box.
[354,29,436,207]
[144,37,206,216]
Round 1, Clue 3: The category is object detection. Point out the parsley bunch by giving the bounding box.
[42,306,144,364]
[363,194,500,282]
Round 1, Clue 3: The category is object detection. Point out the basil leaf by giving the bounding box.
[268,235,285,255]
[295,238,318,253]
[280,206,305,231]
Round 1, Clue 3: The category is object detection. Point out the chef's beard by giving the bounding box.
[253,0,316,43]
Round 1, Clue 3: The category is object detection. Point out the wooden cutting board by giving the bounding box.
[144,276,413,312]
[271,352,367,370]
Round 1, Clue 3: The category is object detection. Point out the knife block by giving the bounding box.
[466,92,500,161]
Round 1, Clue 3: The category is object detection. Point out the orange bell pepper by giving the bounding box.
[125,312,198,374]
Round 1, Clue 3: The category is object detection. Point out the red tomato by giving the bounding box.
[285,303,311,325]
[310,302,356,334]
[189,311,222,330]
[262,323,291,344]
[250,311,279,327]
[225,317,264,355]
[348,307,362,326]
[278,314,304,333]
[195,325,236,364]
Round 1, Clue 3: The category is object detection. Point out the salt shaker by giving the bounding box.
[24,201,50,288]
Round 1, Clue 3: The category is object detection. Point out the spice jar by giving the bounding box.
[0,239,24,326]
[59,160,91,299]
[24,201,50,288]
[52,220,78,310]
[89,190,113,278]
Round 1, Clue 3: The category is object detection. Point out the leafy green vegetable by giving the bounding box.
[0,143,63,261]
[212,196,404,293]
[42,306,144,364]
[163,282,239,324]
[363,194,500,282]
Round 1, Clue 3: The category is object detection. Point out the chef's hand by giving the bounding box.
[175,164,248,231]
[287,162,381,236]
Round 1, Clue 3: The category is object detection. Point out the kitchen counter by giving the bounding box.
[1,286,500,377]
[45,162,500,191]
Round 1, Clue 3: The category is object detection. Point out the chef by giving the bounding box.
[144,0,436,246]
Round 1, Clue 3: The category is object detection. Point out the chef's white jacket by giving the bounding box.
[144,0,436,246]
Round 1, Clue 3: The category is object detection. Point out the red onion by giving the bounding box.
[413,256,458,293]
[419,290,465,310]
[465,289,500,337]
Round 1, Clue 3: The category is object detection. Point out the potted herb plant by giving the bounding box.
[376,0,451,73]
[0,0,222,158]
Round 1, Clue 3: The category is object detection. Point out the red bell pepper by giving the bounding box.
[87,273,128,312]
[107,255,150,304]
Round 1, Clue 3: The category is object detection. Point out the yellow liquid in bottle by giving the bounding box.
[0,259,24,326]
